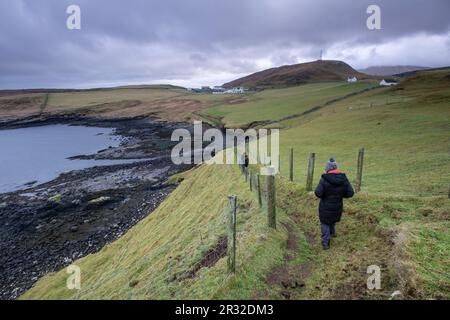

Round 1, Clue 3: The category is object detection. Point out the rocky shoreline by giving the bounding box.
[0,117,198,300]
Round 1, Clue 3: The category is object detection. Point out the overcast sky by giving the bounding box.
[0,0,449,89]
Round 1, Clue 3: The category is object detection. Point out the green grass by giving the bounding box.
[403,223,450,298]
[21,163,293,299]
[22,70,450,300]
[202,82,376,127]
[266,177,450,299]
[276,76,450,196]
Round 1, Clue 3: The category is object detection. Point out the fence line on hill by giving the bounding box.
[280,148,364,192]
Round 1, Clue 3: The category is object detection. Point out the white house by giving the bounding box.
[379,79,398,86]
[347,76,358,83]
[225,87,245,94]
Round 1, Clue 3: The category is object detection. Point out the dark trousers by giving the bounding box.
[320,223,336,247]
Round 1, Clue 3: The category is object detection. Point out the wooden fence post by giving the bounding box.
[278,154,281,174]
[239,153,244,174]
[227,195,237,273]
[244,167,248,182]
[355,147,365,193]
[256,174,262,207]
[289,148,294,181]
[249,171,253,191]
[266,167,276,229]
[306,153,315,191]
[245,138,249,157]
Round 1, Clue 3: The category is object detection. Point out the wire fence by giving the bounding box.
[186,147,365,275]
[226,147,365,273]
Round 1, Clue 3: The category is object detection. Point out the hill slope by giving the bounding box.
[276,69,450,197]
[359,65,429,76]
[21,164,292,299]
[22,70,450,300]
[223,60,369,88]
[203,81,376,128]
[0,86,235,123]
[394,66,450,78]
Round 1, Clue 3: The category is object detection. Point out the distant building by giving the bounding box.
[347,76,358,83]
[212,86,226,94]
[225,87,245,94]
[379,79,398,86]
[191,86,246,94]
[190,86,213,93]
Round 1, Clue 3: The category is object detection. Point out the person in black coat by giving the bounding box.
[314,158,354,250]
[244,153,249,168]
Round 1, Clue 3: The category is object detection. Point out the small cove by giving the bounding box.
[0,124,137,193]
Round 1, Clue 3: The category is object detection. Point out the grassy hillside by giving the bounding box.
[0,87,234,122]
[359,66,429,76]
[22,70,450,299]
[223,60,371,89]
[0,93,47,119]
[21,163,294,299]
[202,81,376,128]
[22,164,449,300]
[277,71,450,196]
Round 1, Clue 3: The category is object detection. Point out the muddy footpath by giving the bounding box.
[0,117,203,299]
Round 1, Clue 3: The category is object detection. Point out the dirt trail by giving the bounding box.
[265,219,314,299]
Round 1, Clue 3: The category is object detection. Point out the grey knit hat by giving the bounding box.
[325,158,337,172]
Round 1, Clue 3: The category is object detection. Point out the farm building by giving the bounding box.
[379,79,398,86]
[225,87,245,94]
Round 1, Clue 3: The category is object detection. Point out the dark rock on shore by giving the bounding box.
[0,117,204,300]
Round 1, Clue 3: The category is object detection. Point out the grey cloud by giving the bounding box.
[0,0,449,88]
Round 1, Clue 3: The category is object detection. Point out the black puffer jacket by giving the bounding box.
[314,172,354,224]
